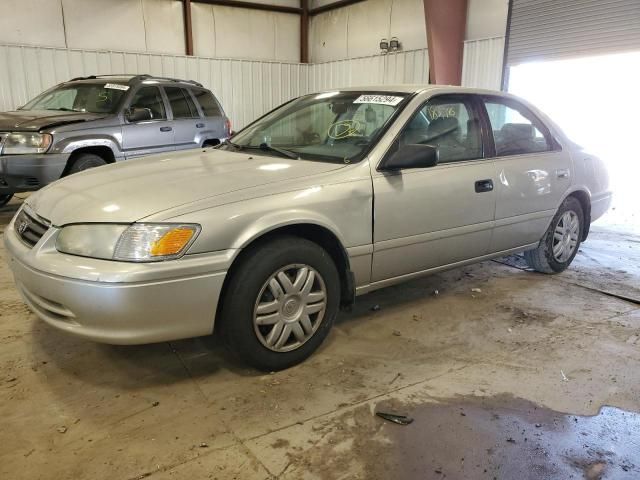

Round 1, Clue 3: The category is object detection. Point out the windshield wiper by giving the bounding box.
[224,141,299,159]
[47,107,81,112]
[258,143,299,159]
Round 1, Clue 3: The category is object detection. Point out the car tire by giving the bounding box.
[218,235,340,371]
[524,196,584,274]
[0,194,13,207]
[67,153,108,175]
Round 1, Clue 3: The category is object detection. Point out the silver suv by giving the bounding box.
[0,74,231,206]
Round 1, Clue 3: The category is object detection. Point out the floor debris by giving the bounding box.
[376,412,414,425]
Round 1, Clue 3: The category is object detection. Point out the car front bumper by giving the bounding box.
[3,212,234,344]
[0,153,69,194]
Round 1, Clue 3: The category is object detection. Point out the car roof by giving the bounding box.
[317,84,513,98]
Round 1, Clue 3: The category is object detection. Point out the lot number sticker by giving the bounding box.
[104,83,130,91]
[353,95,403,106]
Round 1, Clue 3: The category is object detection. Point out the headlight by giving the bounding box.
[56,223,200,262]
[2,132,53,154]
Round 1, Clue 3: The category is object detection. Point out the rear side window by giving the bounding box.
[165,87,199,119]
[129,86,166,120]
[192,90,222,117]
[483,98,554,156]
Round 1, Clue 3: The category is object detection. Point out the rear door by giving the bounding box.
[479,96,572,252]
[164,86,203,151]
[191,88,227,143]
[371,93,498,282]
[121,86,174,158]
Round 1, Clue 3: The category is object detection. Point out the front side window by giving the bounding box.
[484,98,554,156]
[165,87,199,119]
[21,82,127,114]
[398,96,483,163]
[129,86,167,120]
[224,91,409,163]
[192,90,222,117]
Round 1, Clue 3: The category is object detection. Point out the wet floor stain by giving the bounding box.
[375,395,640,479]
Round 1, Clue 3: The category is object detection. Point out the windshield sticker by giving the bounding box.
[353,95,403,106]
[104,83,130,91]
[328,120,363,139]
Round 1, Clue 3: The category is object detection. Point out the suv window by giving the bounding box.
[483,98,553,156]
[129,86,166,120]
[165,87,199,119]
[192,90,222,117]
[398,96,482,163]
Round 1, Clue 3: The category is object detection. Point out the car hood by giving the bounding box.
[0,110,106,131]
[26,149,347,226]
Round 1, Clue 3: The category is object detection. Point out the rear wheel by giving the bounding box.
[0,194,13,207]
[66,153,108,175]
[218,236,340,371]
[524,196,584,273]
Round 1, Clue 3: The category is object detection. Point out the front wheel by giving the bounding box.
[524,196,584,273]
[66,153,107,176]
[0,194,13,207]
[218,236,340,371]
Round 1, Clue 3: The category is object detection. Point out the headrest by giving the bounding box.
[501,123,534,140]
[427,117,459,135]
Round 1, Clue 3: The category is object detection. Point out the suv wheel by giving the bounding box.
[0,194,13,207]
[524,196,584,273]
[218,236,340,371]
[67,153,108,175]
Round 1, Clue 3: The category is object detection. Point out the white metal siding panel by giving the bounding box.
[462,37,505,90]
[507,0,640,65]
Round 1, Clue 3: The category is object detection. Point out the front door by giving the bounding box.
[122,86,175,158]
[372,94,498,282]
[480,96,572,252]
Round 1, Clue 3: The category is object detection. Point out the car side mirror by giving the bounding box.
[383,144,439,171]
[126,107,153,122]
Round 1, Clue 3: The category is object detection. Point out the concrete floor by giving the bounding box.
[1,196,639,480]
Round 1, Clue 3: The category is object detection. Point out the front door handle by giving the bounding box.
[556,168,570,179]
[196,123,205,129]
[475,179,494,193]
[160,126,172,132]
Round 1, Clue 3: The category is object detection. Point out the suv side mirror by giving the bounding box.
[383,144,439,171]
[126,107,153,122]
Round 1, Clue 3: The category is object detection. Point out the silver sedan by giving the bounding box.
[4,85,612,370]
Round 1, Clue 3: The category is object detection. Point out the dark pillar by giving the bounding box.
[184,0,194,56]
[423,0,468,85]
[301,0,309,63]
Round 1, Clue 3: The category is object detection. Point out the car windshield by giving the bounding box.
[222,91,410,163]
[20,82,128,114]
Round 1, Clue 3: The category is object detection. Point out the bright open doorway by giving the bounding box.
[507,51,640,232]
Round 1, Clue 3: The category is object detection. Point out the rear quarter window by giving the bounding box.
[192,90,223,117]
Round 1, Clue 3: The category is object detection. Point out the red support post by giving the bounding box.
[423,0,468,85]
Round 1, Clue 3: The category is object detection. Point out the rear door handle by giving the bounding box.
[160,126,172,132]
[196,123,205,129]
[475,179,494,193]
[556,168,570,179]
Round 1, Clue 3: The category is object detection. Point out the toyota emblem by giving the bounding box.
[17,221,28,235]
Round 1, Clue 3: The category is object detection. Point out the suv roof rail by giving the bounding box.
[132,74,204,88]
[67,74,203,88]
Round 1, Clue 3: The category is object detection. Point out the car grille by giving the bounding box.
[14,207,51,248]
[0,132,7,153]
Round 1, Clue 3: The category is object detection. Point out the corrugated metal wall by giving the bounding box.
[308,49,430,91]
[462,37,506,90]
[0,42,504,130]
[0,44,307,130]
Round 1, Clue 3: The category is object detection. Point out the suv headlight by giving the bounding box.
[2,133,53,154]
[56,223,200,262]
